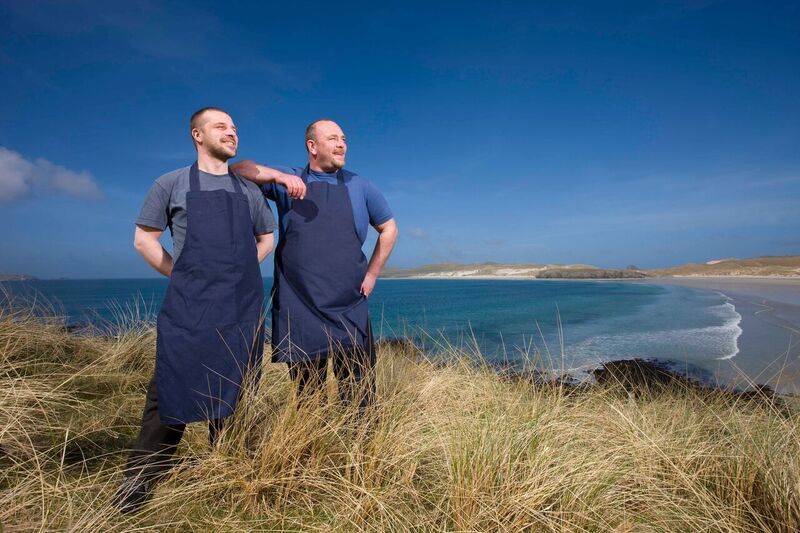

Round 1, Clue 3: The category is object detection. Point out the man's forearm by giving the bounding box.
[136,240,173,277]
[367,222,398,276]
[255,233,274,263]
[231,160,306,199]
[230,161,284,184]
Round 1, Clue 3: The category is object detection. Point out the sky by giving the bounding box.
[0,0,798,278]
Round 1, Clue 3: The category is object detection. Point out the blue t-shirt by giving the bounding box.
[262,166,393,244]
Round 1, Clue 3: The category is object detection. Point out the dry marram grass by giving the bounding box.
[0,294,798,532]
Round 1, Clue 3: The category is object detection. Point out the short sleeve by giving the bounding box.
[260,165,302,201]
[136,181,170,229]
[251,191,277,235]
[364,179,393,226]
[261,181,278,201]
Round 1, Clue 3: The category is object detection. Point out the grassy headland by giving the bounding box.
[382,256,800,279]
[650,255,800,277]
[1,297,799,531]
[381,262,647,279]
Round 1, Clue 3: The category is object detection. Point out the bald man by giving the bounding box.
[232,119,398,412]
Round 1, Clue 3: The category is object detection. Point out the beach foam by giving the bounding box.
[567,298,743,363]
[710,299,743,360]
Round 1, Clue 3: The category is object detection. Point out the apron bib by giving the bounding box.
[271,167,373,363]
[155,163,264,424]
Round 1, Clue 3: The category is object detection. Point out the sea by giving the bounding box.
[0,278,743,381]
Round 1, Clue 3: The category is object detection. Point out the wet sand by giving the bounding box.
[639,278,800,395]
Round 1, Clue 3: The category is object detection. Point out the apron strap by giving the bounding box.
[189,162,244,194]
[189,162,200,192]
[228,170,244,194]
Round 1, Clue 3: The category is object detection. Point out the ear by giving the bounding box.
[306,139,317,156]
[191,127,203,145]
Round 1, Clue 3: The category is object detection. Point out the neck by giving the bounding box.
[309,159,337,174]
[197,151,228,175]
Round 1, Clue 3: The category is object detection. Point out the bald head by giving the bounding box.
[305,119,338,144]
[305,119,347,172]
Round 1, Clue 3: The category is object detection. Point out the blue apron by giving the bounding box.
[271,166,373,363]
[155,162,264,424]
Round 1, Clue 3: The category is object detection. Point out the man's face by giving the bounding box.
[192,110,238,161]
[308,121,346,171]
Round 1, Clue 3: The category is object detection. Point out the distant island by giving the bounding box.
[382,256,800,279]
[0,274,37,282]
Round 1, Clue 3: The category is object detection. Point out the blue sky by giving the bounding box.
[1,0,798,278]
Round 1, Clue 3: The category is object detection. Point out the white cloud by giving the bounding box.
[0,146,102,201]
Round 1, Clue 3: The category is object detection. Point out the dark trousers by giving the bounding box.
[288,343,376,412]
[123,374,224,480]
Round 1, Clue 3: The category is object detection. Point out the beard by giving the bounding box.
[330,154,345,169]
[207,140,236,161]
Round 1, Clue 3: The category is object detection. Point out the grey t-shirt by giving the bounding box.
[136,166,276,262]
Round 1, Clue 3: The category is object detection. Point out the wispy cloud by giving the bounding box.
[1,1,318,92]
[0,146,102,202]
[407,227,429,240]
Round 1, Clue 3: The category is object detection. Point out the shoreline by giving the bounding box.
[383,275,800,395]
[635,277,800,395]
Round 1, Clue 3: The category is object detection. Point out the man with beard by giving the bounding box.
[232,119,398,413]
[113,108,276,513]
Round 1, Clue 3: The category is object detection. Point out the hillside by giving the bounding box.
[0,274,37,282]
[649,256,800,277]
[382,256,800,279]
[382,262,646,279]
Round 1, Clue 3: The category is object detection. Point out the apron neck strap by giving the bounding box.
[189,162,244,194]
[228,169,244,194]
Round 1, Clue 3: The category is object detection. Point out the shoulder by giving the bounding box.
[238,176,266,197]
[153,166,190,190]
[343,170,382,195]
[342,169,371,187]
[272,165,304,177]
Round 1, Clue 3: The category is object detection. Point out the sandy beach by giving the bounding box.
[636,277,800,395]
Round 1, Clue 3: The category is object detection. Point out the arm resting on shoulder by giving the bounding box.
[134,224,173,277]
[230,160,306,199]
[361,218,398,297]
[255,233,274,263]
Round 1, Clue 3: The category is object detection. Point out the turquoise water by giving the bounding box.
[1,278,741,376]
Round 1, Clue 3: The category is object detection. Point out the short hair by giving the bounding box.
[189,107,229,132]
[305,118,336,143]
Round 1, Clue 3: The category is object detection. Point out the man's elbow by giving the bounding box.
[133,227,157,253]
[258,233,275,259]
[133,234,146,252]
[231,160,260,181]
[384,220,399,242]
